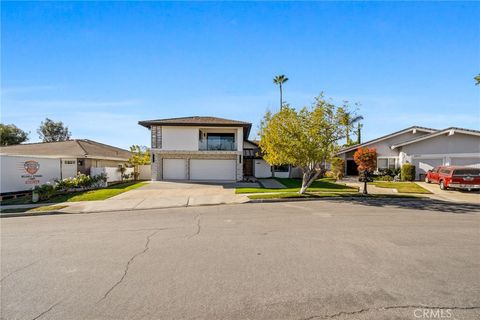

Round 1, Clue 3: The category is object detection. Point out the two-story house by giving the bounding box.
[139,116,252,181]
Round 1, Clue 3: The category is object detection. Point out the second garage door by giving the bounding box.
[190,159,236,181]
[413,158,444,179]
[450,157,480,168]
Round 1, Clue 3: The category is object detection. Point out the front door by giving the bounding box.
[346,160,358,176]
[243,158,254,177]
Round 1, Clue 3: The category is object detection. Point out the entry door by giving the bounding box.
[346,160,358,176]
[243,158,254,176]
[61,159,77,179]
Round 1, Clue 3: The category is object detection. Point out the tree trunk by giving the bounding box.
[357,124,361,144]
[279,84,283,110]
[299,168,321,194]
[346,127,350,145]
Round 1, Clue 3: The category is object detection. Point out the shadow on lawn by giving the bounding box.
[323,197,480,214]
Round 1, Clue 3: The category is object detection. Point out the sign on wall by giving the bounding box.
[1,155,61,193]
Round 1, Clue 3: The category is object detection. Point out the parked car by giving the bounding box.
[425,166,480,191]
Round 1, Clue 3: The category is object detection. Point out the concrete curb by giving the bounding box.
[0,210,68,218]
[0,201,250,218]
[247,195,429,204]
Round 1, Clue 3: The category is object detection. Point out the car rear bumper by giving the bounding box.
[448,183,480,189]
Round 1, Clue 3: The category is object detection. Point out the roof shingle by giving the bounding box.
[0,139,131,160]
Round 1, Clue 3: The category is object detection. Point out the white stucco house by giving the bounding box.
[337,126,480,180]
[139,116,287,181]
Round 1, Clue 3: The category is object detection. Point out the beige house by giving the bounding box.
[0,139,131,175]
[337,126,480,179]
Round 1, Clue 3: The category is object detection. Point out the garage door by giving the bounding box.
[413,158,444,176]
[163,159,187,180]
[190,159,236,181]
[450,157,480,168]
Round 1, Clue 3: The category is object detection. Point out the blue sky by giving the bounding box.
[2,1,479,149]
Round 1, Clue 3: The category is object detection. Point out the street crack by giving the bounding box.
[301,304,480,319]
[31,300,61,320]
[187,214,201,239]
[97,230,159,303]
[1,260,39,283]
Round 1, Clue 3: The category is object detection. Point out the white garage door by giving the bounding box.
[413,158,444,176]
[163,159,187,180]
[190,159,236,181]
[450,157,480,168]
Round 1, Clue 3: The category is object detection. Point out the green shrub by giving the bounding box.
[55,173,107,191]
[330,157,345,180]
[376,175,393,181]
[33,183,56,201]
[401,163,416,181]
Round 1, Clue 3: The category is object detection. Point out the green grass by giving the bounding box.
[49,181,148,202]
[369,182,432,194]
[1,205,68,214]
[0,181,147,206]
[29,205,69,212]
[236,178,358,194]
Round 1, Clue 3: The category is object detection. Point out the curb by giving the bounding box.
[0,210,68,218]
[0,201,251,218]
[247,195,429,204]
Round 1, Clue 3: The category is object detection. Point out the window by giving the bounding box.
[273,165,289,172]
[377,158,397,170]
[377,159,388,169]
[388,158,396,170]
[206,133,235,151]
[64,160,75,165]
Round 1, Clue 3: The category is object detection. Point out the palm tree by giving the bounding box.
[356,122,363,144]
[273,75,289,110]
[341,112,364,145]
[475,74,480,86]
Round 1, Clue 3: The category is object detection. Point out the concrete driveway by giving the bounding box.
[63,181,249,213]
[417,181,480,203]
[2,199,479,320]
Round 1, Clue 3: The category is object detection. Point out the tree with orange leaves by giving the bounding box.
[353,147,377,172]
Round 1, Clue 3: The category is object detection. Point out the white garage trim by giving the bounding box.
[190,159,236,181]
[450,157,480,168]
[163,159,187,180]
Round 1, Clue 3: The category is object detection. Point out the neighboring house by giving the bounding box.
[0,139,131,177]
[139,116,290,181]
[337,126,480,179]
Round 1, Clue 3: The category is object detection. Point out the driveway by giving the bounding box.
[63,181,249,213]
[417,181,480,203]
[1,199,479,320]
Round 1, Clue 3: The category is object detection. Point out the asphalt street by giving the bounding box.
[1,199,480,320]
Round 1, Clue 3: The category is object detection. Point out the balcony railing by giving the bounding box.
[199,139,236,151]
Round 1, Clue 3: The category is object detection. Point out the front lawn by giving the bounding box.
[49,181,148,202]
[1,181,147,205]
[236,178,358,194]
[370,182,431,194]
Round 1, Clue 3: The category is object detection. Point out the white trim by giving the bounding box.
[411,152,478,158]
[391,128,480,149]
[337,127,436,154]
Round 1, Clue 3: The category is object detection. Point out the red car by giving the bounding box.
[425,166,480,191]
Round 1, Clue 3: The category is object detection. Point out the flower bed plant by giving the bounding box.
[33,173,108,202]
